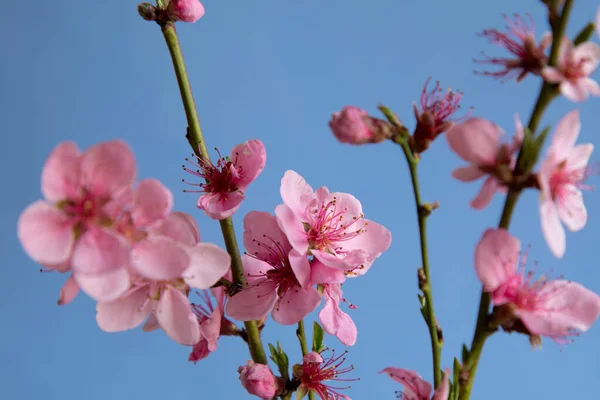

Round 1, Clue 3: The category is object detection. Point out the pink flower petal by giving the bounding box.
[80,140,136,197]
[318,284,357,346]
[379,367,432,399]
[231,139,266,189]
[310,261,347,284]
[275,204,310,254]
[183,243,231,289]
[150,211,200,246]
[339,219,392,258]
[452,166,485,182]
[280,170,315,217]
[57,275,80,306]
[75,267,130,302]
[289,249,311,288]
[541,66,564,83]
[583,77,600,96]
[272,286,321,325]
[41,141,81,202]
[131,237,190,280]
[540,199,566,258]
[243,211,292,261]
[143,314,160,332]
[18,201,74,265]
[71,227,129,275]
[156,287,200,345]
[131,179,173,227]
[573,42,600,75]
[470,177,498,210]
[557,187,587,232]
[226,283,278,321]
[189,339,211,363]
[200,307,222,352]
[446,118,502,165]
[96,286,151,332]
[198,191,245,220]
[312,248,370,271]
[560,80,588,102]
[433,369,451,400]
[330,192,363,217]
[566,143,594,172]
[475,229,521,292]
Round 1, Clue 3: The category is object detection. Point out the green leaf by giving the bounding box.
[268,342,290,381]
[574,22,595,46]
[452,358,462,400]
[461,344,469,363]
[156,0,167,9]
[312,322,325,353]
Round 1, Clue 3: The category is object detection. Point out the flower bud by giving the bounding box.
[238,361,282,399]
[167,0,205,23]
[137,3,158,21]
[329,106,392,145]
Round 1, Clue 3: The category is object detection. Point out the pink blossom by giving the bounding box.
[475,14,551,82]
[318,283,357,346]
[226,211,321,325]
[379,367,450,400]
[167,0,205,23]
[538,110,593,258]
[96,212,231,345]
[329,106,391,145]
[446,115,524,210]
[541,37,600,102]
[183,140,266,220]
[18,140,136,301]
[412,78,469,153]
[294,350,356,400]
[475,228,600,343]
[238,361,282,399]
[275,170,391,275]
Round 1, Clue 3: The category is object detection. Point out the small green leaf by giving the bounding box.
[268,342,290,381]
[461,344,469,363]
[452,358,462,400]
[574,22,595,46]
[156,0,167,9]
[312,322,325,353]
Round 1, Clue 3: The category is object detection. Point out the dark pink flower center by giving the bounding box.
[418,78,466,130]
[299,350,356,399]
[59,190,110,229]
[564,56,594,81]
[183,149,243,202]
[549,161,590,202]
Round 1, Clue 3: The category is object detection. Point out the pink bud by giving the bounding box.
[238,361,281,399]
[329,106,391,145]
[167,0,205,23]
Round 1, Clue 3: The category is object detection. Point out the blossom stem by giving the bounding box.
[160,21,267,365]
[296,320,314,400]
[458,3,573,398]
[396,136,442,388]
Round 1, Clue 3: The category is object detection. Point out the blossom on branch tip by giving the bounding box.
[238,361,283,399]
[475,14,551,82]
[379,367,450,400]
[167,0,205,23]
[329,106,392,145]
[183,140,266,220]
[294,350,357,400]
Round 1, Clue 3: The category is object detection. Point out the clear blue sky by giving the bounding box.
[2,1,599,399]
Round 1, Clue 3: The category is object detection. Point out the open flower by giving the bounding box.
[294,351,356,400]
[379,367,450,400]
[226,211,321,325]
[446,115,523,209]
[183,140,266,220]
[275,170,391,275]
[475,228,600,343]
[542,37,600,102]
[538,110,594,258]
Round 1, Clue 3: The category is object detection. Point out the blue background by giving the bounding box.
[1,0,599,399]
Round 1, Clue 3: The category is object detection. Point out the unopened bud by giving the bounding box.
[329,106,392,145]
[137,2,158,21]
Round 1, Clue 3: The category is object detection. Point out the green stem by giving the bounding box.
[397,138,442,387]
[458,2,574,398]
[296,319,314,400]
[160,22,267,365]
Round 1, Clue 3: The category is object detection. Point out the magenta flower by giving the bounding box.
[294,351,356,400]
[542,37,600,102]
[96,212,231,345]
[379,367,450,400]
[238,361,283,399]
[475,228,600,343]
[18,140,136,301]
[412,78,468,153]
[446,115,524,209]
[475,14,551,82]
[226,211,321,325]
[184,140,266,220]
[167,0,205,23]
[329,106,391,145]
[318,283,357,346]
[538,110,594,258]
[275,170,391,275]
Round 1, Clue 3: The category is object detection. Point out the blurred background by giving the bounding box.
[1,0,599,398]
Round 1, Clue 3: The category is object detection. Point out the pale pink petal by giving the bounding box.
[432,369,451,400]
[583,77,600,96]
[541,66,564,83]
[103,187,134,218]
[200,307,222,352]
[57,275,80,306]
[556,36,572,68]
[318,285,357,346]
[149,211,200,246]
[189,339,211,363]
[511,113,524,152]
[566,143,594,172]
[304,352,323,363]
[156,287,200,345]
[41,141,81,202]
[184,243,231,289]
[41,260,71,273]
[231,139,266,189]
[131,179,173,227]
[272,287,321,325]
[310,261,347,284]
[18,201,74,265]
[379,367,432,399]
[143,314,160,332]
[198,191,245,220]
[446,118,502,165]
[470,177,497,210]
[280,170,315,217]
[312,248,370,271]
[452,166,485,182]
[96,286,151,332]
[474,229,521,292]
[80,140,136,197]
[560,80,588,102]
[131,237,190,280]
[557,187,587,232]
[74,268,130,302]
[573,42,600,75]
[518,281,600,338]
[226,282,278,321]
[275,204,310,253]
[243,211,292,259]
[541,199,566,258]
[289,249,311,288]
[329,192,363,217]
[71,227,129,275]
[339,219,392,258]
[240,254,275,284]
